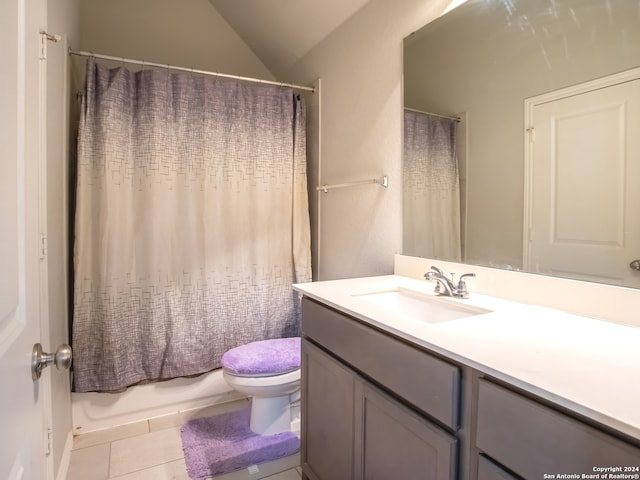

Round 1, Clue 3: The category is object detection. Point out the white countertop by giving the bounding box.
[294,274,640,441]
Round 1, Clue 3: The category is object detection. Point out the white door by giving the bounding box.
[0,0,49,479]
[524,72,640,287]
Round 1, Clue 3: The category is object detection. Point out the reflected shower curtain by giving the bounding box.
[403,110,461,261]
[73,59,312,393]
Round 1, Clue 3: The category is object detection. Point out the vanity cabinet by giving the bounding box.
[300,295,640,480]
[301,297,459,480]
[475,379,640,478]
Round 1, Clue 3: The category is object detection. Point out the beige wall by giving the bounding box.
[78,0,274,79]
[286,0,451,280]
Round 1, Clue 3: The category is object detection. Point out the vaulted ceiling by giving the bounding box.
[208,0,372,77]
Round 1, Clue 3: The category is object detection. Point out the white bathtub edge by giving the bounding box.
[71,369,241,433]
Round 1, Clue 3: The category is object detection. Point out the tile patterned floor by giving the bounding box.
[66,399,302,480]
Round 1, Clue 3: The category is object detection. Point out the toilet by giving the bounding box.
[221,337,301,436]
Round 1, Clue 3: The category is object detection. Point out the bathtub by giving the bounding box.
[71,368,244,433]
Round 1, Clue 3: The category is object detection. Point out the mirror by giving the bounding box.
[403,0,640,287]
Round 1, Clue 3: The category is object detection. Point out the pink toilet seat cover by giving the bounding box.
[221,337,301,377]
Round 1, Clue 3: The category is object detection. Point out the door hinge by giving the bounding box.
[40,233,48,259]
[526,126,536,141]
[39,31,61,60]
[39,33,47,60]
[45,427,52,457]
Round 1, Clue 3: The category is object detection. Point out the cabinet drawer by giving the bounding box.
[477,380,640,477]
[302,297,460,430]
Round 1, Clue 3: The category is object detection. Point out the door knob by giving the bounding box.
[630,259,640,271]
[31,343,72,381]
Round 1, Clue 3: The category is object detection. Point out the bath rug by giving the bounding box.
[180,405,299,479]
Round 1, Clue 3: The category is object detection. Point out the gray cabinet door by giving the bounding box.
[354,380,457,480]
[302,339,356,480]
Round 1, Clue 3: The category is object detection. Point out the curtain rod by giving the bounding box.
[405,107,460,122]
[69,49,315,93]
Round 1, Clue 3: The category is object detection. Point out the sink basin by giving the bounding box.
[354,287,491,324]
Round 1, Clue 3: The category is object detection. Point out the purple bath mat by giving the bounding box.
[180,405,299,479]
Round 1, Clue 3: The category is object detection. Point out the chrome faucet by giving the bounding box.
[424,266,475,299]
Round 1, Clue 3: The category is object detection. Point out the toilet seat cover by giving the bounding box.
[221,337,301,377]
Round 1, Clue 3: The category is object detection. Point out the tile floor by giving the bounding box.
[66,399,302,480]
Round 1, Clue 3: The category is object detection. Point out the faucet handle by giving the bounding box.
[456,273,476,290]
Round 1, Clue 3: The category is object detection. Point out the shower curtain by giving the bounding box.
[72,59,312,393]
[403,110,461,261]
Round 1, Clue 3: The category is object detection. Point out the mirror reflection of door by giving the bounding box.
[524,70,640,287]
